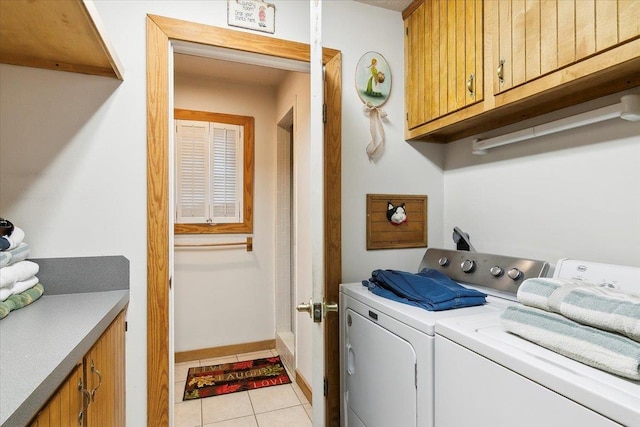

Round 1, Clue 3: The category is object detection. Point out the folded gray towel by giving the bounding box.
[516,277,640,342]
[553,286,640,343]
[501,305,640,380]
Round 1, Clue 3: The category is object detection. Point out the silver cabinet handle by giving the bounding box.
[90,360,103,400]
[497,59,505,85]
[467,73,475,97]
[78,378,91,425]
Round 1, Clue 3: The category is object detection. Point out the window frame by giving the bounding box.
[174,108,254,234]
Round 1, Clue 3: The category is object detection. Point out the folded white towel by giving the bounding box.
[555,286,640,343]
[0,287,12,302]
[501,305,640,380]
[517,278,588,312]
[3,226,25,251]
[12,276,39,295]
[0,260,40,288]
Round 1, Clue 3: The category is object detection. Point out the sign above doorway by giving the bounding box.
[227,0,276,34]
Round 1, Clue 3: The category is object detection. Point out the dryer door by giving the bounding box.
[345,308,417,427]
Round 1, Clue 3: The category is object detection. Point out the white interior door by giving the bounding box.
[310,0,326,425]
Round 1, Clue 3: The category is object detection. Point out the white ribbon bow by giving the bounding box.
[362,102,388,159]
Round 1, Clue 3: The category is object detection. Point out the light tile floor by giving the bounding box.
[174,350,312,427]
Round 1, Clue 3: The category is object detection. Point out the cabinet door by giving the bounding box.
[85,310,126,427]
[405,1,426,129]
[405,0,483,130]
[29,364,84,427]
[494,0,640,94]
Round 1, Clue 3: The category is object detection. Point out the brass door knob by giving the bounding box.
[296,299,313,316]
[324,302,339,314]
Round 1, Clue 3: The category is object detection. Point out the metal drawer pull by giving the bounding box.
[91,360,103,400]
[78,378,91,425]
[467,73,475,97]
[497,59,505,85]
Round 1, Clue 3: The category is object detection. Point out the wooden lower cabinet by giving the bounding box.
[29,310,126,427]
[29,364,84,427]
[86,310,126,426]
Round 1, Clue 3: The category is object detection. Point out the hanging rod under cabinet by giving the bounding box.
[174,236,253,252]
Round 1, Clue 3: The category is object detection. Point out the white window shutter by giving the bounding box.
[176,120,210,223]
[211,124,243,223]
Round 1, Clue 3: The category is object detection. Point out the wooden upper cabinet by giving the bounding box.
[405,2,426,129]
[494,0,640,95]
[0,0,123,79]
[403,0,640,142]
[405,0,483,131]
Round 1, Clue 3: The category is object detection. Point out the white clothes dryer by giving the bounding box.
[339,248,549,427]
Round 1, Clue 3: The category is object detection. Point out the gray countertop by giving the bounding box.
[0,256,130,427]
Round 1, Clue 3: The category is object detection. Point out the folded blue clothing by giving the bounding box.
[362,268,487,311]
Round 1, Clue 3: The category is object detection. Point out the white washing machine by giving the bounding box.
[339,248,549,427]
[435,258,640,427]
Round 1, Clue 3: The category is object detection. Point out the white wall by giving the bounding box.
[324,1,446,283]
[173,75,278,352]
[3,0,635,424]
[1,2,428,424]
[443,90,640,269]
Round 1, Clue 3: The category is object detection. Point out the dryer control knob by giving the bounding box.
[461,259,476,273]
[507,268,523,280]
[438,257,449,267]
[490,266,504,277]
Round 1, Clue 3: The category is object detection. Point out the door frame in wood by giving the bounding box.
[146,15,342,426]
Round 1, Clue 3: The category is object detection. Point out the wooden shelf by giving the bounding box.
[0,0,123,79]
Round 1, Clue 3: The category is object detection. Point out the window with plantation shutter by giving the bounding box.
[176,120,210,223]
[211,125,242,222]
[174,110,253,234]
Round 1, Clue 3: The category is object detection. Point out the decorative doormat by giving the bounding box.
[183,355,291,400]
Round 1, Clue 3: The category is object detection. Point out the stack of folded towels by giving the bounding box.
[0,221,44,320]
[500,277,640,380]
[363,268,487,311]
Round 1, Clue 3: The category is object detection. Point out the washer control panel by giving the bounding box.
[420,248,549,298]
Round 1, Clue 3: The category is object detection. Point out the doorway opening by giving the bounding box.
[146,15,342,426]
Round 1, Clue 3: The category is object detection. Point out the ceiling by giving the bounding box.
[174,53,293,86]
[354,0,413,12]
[174,0,412,84]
